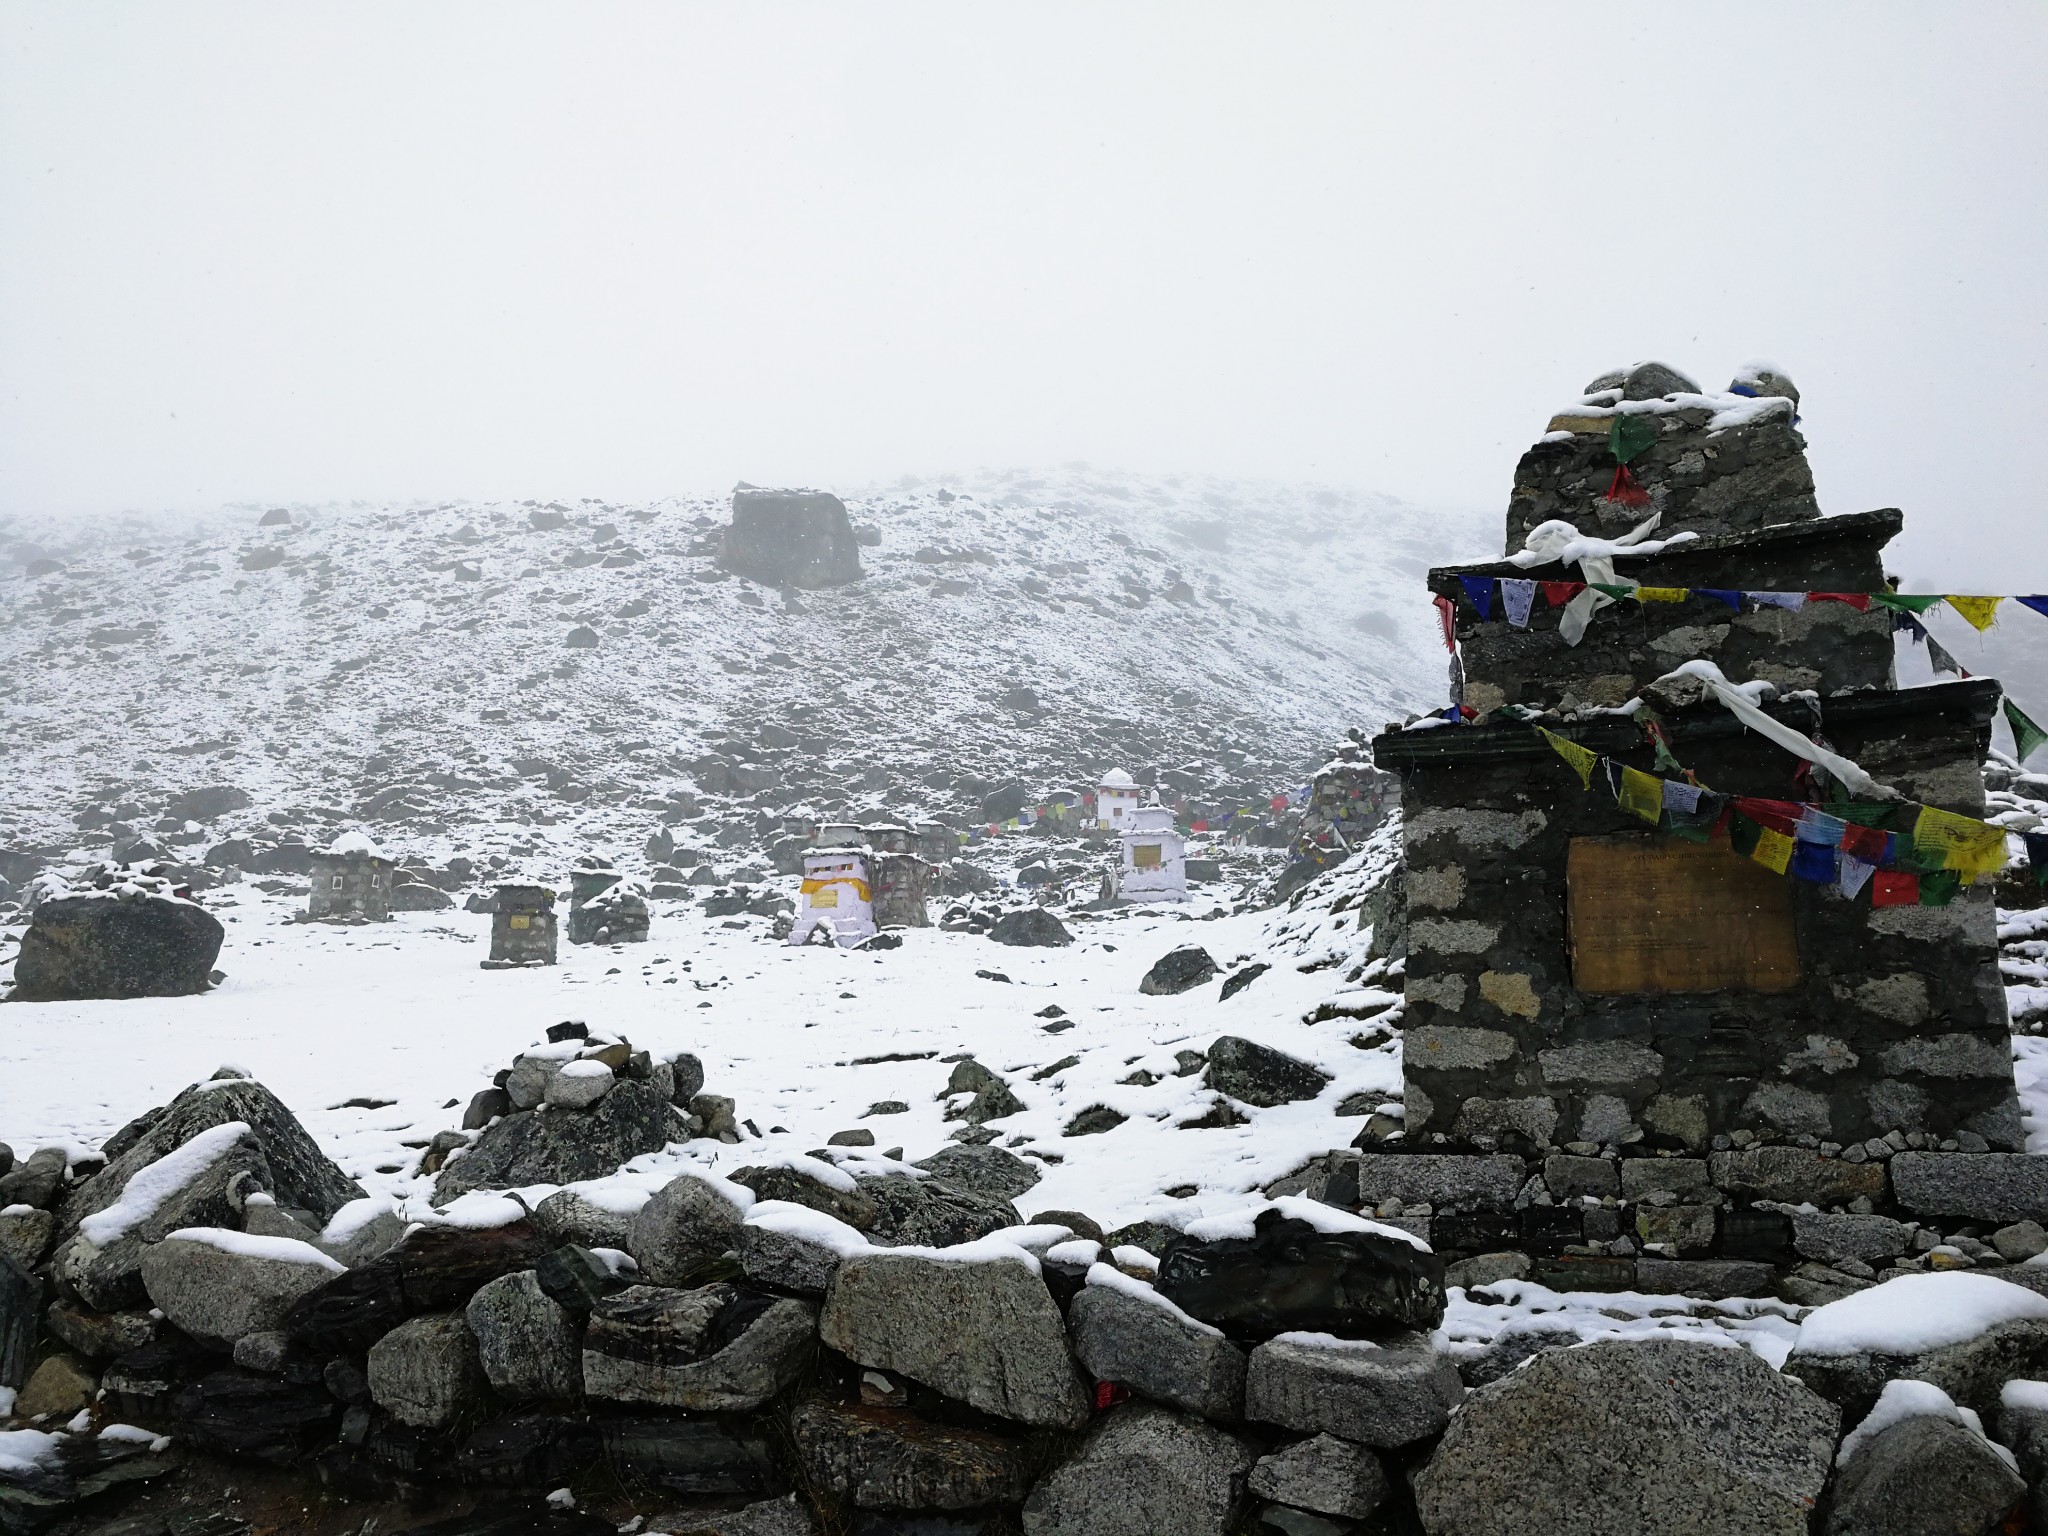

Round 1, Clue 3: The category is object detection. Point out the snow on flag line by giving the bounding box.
[1533,724,2018,905]
[1441,582,2048,635]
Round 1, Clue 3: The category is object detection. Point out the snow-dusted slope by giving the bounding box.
[0,470,1482,875]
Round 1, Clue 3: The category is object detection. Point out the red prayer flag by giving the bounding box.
[1269,796,1287,813]
[1733,797,1802,836]
[1840,823,1889,862]
[1541,581,1585,607]
[1808,592,1873,612]
[1192,819,1208,832]
[1872,871,1920,907]
[1433,594,1457,653]
[1093,1381,1130,1411]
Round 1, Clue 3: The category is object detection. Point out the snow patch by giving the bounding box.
[1795,1272,2048,1358]
[77,1121,251,1246]
[162,1225,346,1272]
[1837,1378,2018,1471]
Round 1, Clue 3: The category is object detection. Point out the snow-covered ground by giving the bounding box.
[0,882,1401,1237]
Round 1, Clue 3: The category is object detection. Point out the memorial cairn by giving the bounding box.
[1289,360,2048,1305]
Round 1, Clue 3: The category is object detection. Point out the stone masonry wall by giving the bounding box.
[1388,683,2018,1159]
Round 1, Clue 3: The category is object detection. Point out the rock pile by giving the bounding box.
[431,1023,715,1201]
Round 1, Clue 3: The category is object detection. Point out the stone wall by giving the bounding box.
[1379,679,2017,1157]
[1440,510,1900,715]
[1505,360,1818,550]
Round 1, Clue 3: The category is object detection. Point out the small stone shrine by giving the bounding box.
[789,825,877,947]
[566,855,651,946]
[864,824,933,929]
[1372,361,2022,1163]
[306,830,394,922]
[1116,799,1188,903]
[483,883,559,968]
[1095,768,1142,831]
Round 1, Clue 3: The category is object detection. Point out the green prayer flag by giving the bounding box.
[2006,698,2048,765]
[1871,591,1945,615]
[1610,414,1659,465]
[1728,812,1762,859]
[1589,582,1635,600]
[1918,869,1963,906]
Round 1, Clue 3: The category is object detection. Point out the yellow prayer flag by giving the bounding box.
[1539,727,1596,790]
[1750,826,1794,874]
[1912,804,2009,878]
[1945,595,2004,632]
[1634,587,1690,603]
[1619,766,1664,824]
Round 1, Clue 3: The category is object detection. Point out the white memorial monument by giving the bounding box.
[1116,800,1188,902]
[1095,768,1142,831]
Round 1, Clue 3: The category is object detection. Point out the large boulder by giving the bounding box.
[1021,1402,1254,1536]
[792,1401,1030,1511]
[1411,1338,1840,1536]
[60,1077,363,1240]
[432,1080,685,1201]
[56,1121,281,1311]
[630,1172,752,1287]
[1140,947,1219,996]
[1244,1331,1463,1448]
[1785,1272,2048,1423]
[1068,1270,1247,1421]
[860,1173,1021,1247]
[139,1228,345,1349]
[718,488,864,589]
[1156,1202,1447,1341]
[466,1270,582,1402]
[581,1283,815,1412]
[11,887,223,1001]
[821,1246,1091,1428]
[1203,1038,1331,1108]
[738,1203,872,1296]
[989,908,1073,947]
[1824,1383,2025,1536]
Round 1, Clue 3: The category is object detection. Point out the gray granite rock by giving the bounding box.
[1709,1148,1886,1207]
[912,1143,1043,1202]
[582,1283,815,1411]
[534,1189,636,1252]
[1890,1152,2048,1223]
[1787,1314,2048,1424]
[1247,1433,1388,1520]
[466,1269,581,1401]
[1245,1331,1462,1448]
[1347,1153,1525,1212]
[792,1400,1030,1511]
[737,1214,861,1297]
[1069,1277,1247,1421]
[0,1206,55,1269]
[630,1172,750,1287]
[1822,1413,2024,1536]
[139,1230,342,1349]
[60,1078,362,1240]
[822,1248,1090,1428]
[367,1311,488,1429]
[1412,1339,1839,1536]
[1022,1402,1253,1536]
[1204,1037,1331,1108]
[433,1080,684,1201]
[1792,1213,1913,1268]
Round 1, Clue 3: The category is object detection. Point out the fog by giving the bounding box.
[2,3,2044,587]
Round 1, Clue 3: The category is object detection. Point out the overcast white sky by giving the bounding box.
[2,4,2044,585]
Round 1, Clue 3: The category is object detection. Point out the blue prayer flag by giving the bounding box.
[1788,840,1838,884]
[1458,576,1495,621]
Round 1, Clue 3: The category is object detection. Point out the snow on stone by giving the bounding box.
[1439,1279,1804,1369]
[1836,1378,2017,1471]
[1795,1272,2048,1358]
[0,1429,58,1475]
[743,1199,871,1257]
[1085,1262,1222,1337]
[2004,1379,2048,1413]
[77,1120,252,1246]
[326,830,383,858]
[162,1225,347,1271]
[1182,1194,1430,1253]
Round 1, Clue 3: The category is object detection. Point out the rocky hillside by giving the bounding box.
[0,470,1481,895]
